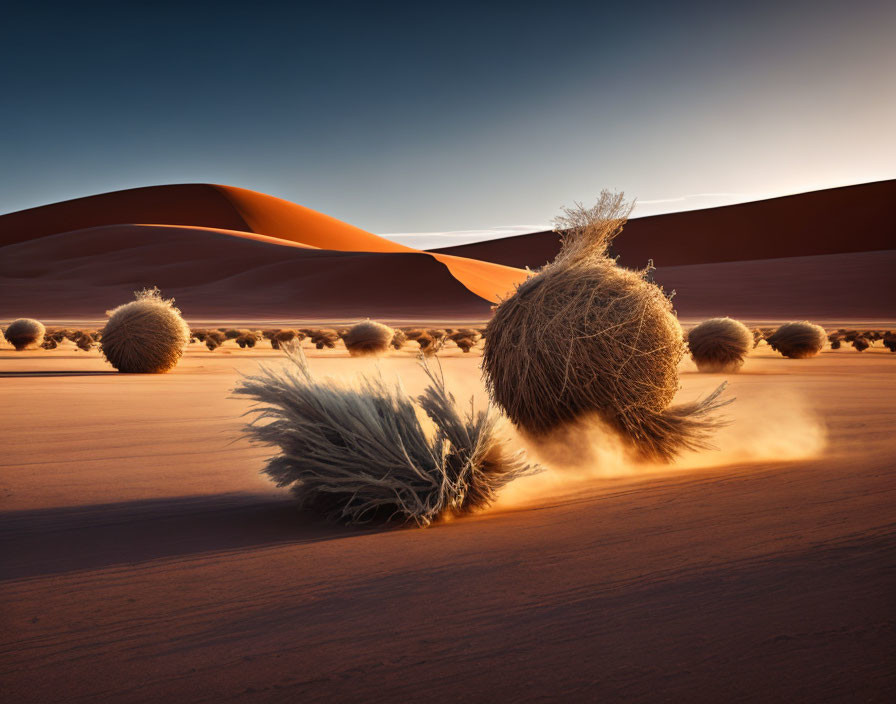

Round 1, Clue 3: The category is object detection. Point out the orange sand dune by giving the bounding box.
[0,183,403,252]
[0,224,493,319]
[0,184,526,308]
[433,180,896,269]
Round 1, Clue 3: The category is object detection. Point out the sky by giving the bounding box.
[1,0,894,247]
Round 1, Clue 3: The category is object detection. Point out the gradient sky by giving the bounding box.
[2,0,894,244]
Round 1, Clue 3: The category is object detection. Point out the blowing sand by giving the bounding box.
[1,341,894,702]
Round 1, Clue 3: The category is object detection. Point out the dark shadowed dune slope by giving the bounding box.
[431,180,896,269]
[0,225,492,319]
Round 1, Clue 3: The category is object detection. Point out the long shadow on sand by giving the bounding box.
[0,493,378,581]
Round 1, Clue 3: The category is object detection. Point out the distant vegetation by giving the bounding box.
[342,320,394,356]
[11,311,892,361]
[765,322,827,359]
[100,287,190,373]
[687,317,753,372]
[3,318,45,350]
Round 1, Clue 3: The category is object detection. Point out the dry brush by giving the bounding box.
[234,347,535,526]
[483,190,730,462]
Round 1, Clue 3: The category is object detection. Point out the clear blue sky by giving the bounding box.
[2,0,893,239]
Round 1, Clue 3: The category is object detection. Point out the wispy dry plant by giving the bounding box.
[233,347,536,526]
[100,287,191,372]
[3,318,45,350]
[765,322,827,359]
[687,318,753,372]
[482,190,729,462]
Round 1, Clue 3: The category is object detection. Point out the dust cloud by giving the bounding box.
[494,389,826,509]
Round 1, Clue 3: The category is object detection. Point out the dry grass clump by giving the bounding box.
[40,337,58,350]
[342,320,394,357]
[751,328,764,348]
[237,332,259,348]
[3,318,45,350]
[765,322,827,359]
[275,329,300,344]
[100,287,190,372]
[205,331,225,350]
[449,329,481,353]
[852,336,870,352]
[426,329,448,344]
[310,329,339,349]
[415,332,444,356]
[234,347,535,526]
[455,327,481,340]
[454,337,476,353]
[687,318,753,372]
[74,333,95,351]
[483,190,729,462]
[882,332,896,353]
[391,329,408,350]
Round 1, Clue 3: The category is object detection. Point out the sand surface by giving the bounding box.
[1,341,894,702]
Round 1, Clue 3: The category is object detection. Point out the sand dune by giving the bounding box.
[0,184,526,318]
[432,180,896,269]
[0,224,493,319]
[656,250,896,320]
[0,183,404,252]
[1,347,893,702]
[5,180,892,321]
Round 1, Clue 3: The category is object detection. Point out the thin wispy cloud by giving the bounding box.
[636,192,749,205]
[381,225,549,250]
[381,193,766,249]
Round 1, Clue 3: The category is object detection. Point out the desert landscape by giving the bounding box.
[1,177,894,702]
